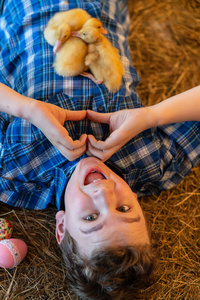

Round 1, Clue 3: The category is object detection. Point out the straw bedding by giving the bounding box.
[1,0,200,299]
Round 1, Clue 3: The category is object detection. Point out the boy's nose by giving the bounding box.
[91,181,115,206]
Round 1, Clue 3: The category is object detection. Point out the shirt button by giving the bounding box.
[98,105,104,112]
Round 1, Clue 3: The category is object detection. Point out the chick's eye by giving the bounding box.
[117,205,130,212]
[98,26,101,29]
[85,213,98,221]
[82,32,86,36]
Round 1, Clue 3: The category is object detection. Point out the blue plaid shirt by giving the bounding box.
[0,0,200,210]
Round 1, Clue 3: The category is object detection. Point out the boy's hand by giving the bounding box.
[86,108,152,161]
[28,100,87,161]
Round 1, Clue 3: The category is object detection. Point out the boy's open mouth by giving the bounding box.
[84,171,106,185]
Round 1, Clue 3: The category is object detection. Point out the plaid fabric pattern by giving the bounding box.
[0,0,200,209]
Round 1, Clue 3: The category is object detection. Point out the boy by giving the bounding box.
[0,0,199,299]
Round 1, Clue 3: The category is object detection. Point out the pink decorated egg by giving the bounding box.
[0,218,13,240]
[0,238,27,268]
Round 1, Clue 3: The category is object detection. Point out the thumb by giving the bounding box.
[87,110,111,124]
[88,128,125,150]
[66,110,86,121]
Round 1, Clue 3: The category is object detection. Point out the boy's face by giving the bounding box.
[56,157,150,256]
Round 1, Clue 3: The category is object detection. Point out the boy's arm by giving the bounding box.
[0,83,87,161]
[149,85,200,126]
[86,85,200,161]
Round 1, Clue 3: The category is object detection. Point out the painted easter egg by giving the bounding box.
[0,238,27,268]
[0,218,13,240]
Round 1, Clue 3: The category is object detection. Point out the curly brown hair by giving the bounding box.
[59,226,157,300]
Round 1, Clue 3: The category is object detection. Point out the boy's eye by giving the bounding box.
[85,213,98,221]
[117,205,130,212]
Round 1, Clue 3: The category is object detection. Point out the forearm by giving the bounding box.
[148,86,200,127]
[0,83,33,120]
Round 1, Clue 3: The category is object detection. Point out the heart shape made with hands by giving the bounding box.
[41,102,143,161]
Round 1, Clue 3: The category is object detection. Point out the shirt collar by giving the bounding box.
[54,165,76,210]
[53,154,88,210]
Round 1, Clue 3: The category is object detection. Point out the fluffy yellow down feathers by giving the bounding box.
[44,8,124,92]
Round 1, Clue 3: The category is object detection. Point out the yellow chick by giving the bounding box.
[53,36,88,77]
[53,19,107,80]
[44,8,91,47]
[72,27,125,92]
[53,17,108,53]
[82,18,107,35]
[53,23,71,52]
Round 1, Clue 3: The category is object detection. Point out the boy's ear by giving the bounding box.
[55,210,65,244]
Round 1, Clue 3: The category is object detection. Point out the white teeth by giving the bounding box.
[92,179,101,183]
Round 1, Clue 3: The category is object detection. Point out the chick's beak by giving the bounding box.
[53,40,63,53]
[100,27,107,34]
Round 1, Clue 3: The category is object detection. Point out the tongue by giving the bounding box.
[85,172,105,185]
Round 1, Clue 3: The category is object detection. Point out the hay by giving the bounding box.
[1,0,200,299]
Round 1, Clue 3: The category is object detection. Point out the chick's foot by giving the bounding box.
[80,72,103,84]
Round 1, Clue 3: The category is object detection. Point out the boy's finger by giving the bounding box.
[66,110,86,121]
[79,134,87,143]
[87,141,113,161]
[86,146,106,161]
[60,143,86,161]
[88,131,122,150]
[87,135,106,150]
[61,135,87,150]
[87,110,111,124]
